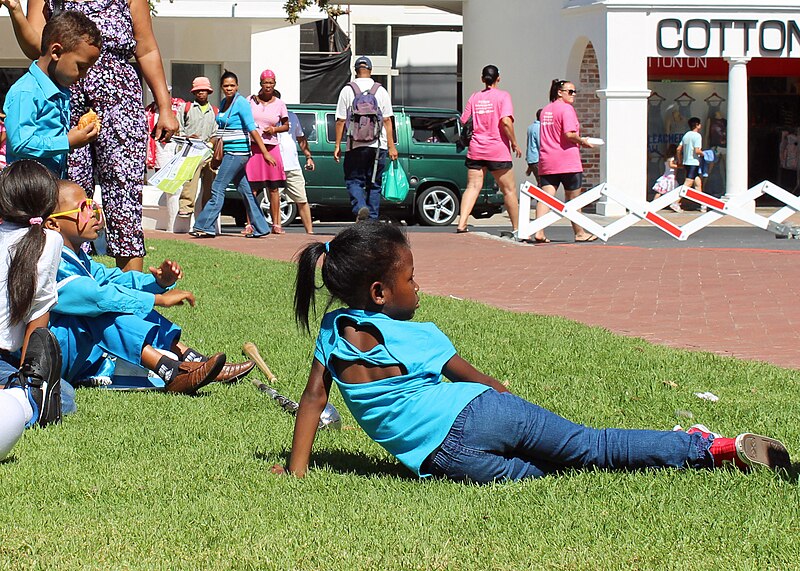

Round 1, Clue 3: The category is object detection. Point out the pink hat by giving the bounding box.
[260,69,276,81]
[190,77,213,93]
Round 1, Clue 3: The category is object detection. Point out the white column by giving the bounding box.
[595,89,651,216]
[725,57,750,203]
[250,26,302,104]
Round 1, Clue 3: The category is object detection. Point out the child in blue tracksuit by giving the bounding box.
[277,221,791,482]
[45,180,254,394]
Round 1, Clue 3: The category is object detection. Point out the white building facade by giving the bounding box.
[460,0,800,213]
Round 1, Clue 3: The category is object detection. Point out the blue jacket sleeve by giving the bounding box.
[54,276,156,317]
[4,89,70,160]
[90,262,168,294]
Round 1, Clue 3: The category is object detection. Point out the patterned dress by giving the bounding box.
[47,0,148,258]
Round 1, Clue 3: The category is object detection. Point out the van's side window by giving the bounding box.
[326,114,337,143]
[294,112,317,142]
[411,115,459,144]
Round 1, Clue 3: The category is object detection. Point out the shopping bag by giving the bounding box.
[381,160,410,202]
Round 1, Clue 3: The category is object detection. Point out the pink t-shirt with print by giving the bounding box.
[538,100,582,175]
[249,96,288,145]
[461,88,514,161]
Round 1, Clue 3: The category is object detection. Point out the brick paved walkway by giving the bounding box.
[153,230,800,370]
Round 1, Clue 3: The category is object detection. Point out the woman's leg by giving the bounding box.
[457,167,485,231]
[564,186,593,239]
[430,391,711,483]
[533,184,558,241]
[268,188,282,230]
[233,159,270,236]
[490,168,520,231]
[193,154,238,234]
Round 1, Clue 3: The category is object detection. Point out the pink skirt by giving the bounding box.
[246,143,286,188]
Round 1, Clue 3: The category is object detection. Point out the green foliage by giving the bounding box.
[2,240,799,570]
[283,0,345,24]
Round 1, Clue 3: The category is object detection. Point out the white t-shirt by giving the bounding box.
[278,111,305,172]
[335,78,394,151]
[0,225,63,351]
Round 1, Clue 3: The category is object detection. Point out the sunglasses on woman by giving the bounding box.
[51,198,104,228]
[560,89,578,95]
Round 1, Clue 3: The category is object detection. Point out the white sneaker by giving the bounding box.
[669,203,683,213]
[700,205,708,213]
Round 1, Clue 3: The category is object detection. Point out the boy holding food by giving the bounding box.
[2,10,102,176]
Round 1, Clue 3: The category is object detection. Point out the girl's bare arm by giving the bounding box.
[130,0,178,140]
[284,359,331,477]
[442,354,509,393]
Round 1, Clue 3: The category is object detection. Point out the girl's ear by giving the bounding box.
[44,218,59,231]
[369,281,386,305]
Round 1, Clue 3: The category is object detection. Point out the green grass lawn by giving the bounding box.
[2,239,800,570]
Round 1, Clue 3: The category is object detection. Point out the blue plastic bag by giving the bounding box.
[381,160,410,202]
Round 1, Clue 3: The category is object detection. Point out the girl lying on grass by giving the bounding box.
[276,221,791,482]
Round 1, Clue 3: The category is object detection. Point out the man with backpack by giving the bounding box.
[334,56,398,221]
[176,76,218,218]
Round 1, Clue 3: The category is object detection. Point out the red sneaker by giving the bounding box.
[708,433,790,471]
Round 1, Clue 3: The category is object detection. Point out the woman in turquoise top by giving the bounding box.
[277,222,790,482]
[191,71,273,238]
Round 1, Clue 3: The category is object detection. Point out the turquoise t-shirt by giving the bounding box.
[314,309,489,477]
[680,130,702,166]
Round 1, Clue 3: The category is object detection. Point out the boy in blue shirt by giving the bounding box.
[44,180,256,394]
[3,11,101,176]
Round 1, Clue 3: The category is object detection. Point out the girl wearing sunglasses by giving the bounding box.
[45,180,256,394]
[534,79,597,243]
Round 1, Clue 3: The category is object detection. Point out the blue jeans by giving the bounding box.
[343,146,387,219]
[193,153,270,236]
[422,390,712,482]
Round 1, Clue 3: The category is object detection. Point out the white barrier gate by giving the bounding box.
[517,181,800,241]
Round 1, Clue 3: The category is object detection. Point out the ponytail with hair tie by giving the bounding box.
[0,160,58,325]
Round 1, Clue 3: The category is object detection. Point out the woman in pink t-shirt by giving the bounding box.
[534,79,596,243]
[456,65,521,235]
[246,69,289,234]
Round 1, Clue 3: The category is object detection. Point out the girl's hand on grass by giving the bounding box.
[271,464,287,475]
[155,290,195,308]
[150,259,183,288]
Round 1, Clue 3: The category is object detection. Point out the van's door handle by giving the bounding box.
[409,155,423,159]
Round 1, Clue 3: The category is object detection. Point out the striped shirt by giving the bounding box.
[217,94,256,155]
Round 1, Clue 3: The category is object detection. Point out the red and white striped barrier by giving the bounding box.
[517,181,800,242]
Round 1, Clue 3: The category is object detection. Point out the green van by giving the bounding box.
[222,104,503,226]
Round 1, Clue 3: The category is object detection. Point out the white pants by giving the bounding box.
[0,389,32,460]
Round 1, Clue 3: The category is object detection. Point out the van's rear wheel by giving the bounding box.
[416,186,459,226]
